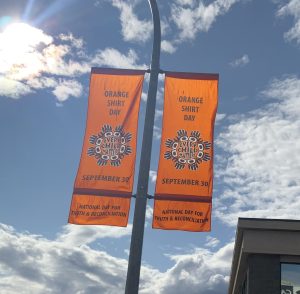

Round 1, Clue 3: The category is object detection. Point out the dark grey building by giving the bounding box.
[228,218,300,294]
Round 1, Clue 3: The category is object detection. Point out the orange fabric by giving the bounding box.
[152,200,211,232]
[153,72,218,231]
[69,69,144,226]
[69,194,130,226]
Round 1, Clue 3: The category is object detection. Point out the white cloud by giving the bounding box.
[277,0,300,44]
[161,20,171,36]
[0,223,129,293]
[141,242,234,294]
[107,0,241,49]
[156,86,165,105]
[111,0,152,43]
[0,23,52,54]
[0,22,146,101]
[0,23,52,81]
[0,76,32,98]
[216,113,226,124]
[57,224,132,246]
[171,0,239,41]
[27,77,57,89]
[42,44,90,77]
[175,0,196,6]
[145,205,153,221]
[229,54,249,67]
[0,23,88,100]
[52,79,83,101]
[92,48,146,69]
[155,109,163,120]
[161,40,177,54]
[59,33,84,49]
[0,223,233,294]
[216,76,300,226]
[149,170,157,183]
[153,125,162,140]
[141,91,148,102]
[205,236,220,248]
[94,0,102,7]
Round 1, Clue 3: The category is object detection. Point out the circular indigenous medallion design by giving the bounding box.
[87,124,132,167]
[164,129,211,170]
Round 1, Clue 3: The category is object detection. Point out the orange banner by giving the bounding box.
[69,68,145,226]
[153,72,218,232]
[153,200,211,232]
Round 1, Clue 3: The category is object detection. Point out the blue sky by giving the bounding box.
[0,0,300,293]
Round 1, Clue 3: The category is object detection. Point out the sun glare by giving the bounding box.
[1,23,49,52]
[0,22,52,79]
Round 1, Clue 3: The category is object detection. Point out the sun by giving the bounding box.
[0,22,52,80]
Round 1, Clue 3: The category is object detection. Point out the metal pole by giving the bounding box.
[125,0,161,293]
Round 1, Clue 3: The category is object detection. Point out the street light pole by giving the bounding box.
[125,0,161,293]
